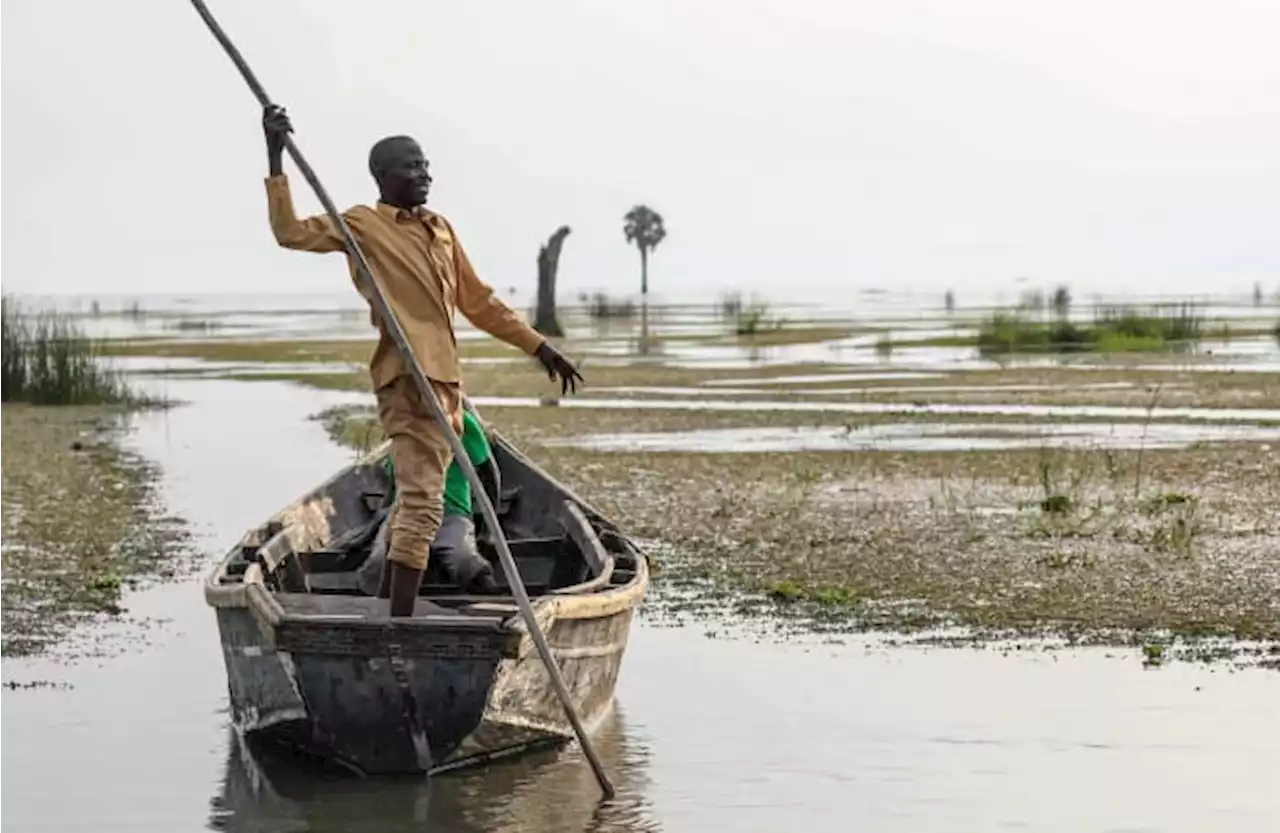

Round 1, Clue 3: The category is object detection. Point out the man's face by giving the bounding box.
[376,139,432,208]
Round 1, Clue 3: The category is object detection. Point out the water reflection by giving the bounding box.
[209,708,659,833]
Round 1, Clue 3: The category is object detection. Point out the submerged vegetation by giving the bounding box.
[1,295,135,405]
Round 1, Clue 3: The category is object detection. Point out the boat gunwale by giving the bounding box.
[203,437,649,629]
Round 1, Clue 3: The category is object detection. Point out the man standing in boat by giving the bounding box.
[260,105,583,616]
[356,402,503,597]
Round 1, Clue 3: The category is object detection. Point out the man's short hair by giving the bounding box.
[368,135,420,179]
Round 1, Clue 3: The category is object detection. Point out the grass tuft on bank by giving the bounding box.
[2,295,135,405]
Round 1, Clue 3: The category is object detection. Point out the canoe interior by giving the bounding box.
[214,427,646,619]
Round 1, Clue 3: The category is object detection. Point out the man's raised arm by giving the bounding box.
[262,105,345,253]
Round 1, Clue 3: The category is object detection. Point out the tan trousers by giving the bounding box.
[375,374,463,571]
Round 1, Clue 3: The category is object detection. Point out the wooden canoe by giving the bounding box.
[203,416,649,776]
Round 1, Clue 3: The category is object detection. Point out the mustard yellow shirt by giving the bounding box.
[264,174,544,388]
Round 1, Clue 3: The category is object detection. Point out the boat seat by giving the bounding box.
[273,592,510,628]
[304,570,552,598]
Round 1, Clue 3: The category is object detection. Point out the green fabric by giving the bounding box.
[443,409,492,517]
[379,410,491,516]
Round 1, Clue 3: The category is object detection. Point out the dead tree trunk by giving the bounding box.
[533,225,572,338]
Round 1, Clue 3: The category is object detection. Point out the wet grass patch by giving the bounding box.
[522,438,1279,664]
[305,368,1280,666]
[1,405,194,658]
[977,303,1204,355]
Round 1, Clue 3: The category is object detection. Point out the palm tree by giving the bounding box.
[623,205,666,297]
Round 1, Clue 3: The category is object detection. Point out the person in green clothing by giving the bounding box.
[357,406,502,595]
[435,407,503,594]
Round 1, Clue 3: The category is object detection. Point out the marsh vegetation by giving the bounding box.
[1,295,135,406]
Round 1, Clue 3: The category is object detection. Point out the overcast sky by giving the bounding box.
[3,0,1278,302]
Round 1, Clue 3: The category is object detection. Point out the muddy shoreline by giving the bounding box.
[0,404,194,659]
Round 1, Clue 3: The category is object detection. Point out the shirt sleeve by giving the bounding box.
[444,217,546,356]
[264,174,349,253]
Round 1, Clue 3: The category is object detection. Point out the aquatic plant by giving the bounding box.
[1,295,134,406]
[976,311,1089,354]
[1094,302,1202,344]
[976,301,1202,355]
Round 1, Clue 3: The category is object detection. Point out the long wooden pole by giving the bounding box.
[188,0,615,799]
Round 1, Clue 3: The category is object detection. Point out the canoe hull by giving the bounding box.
[213,600,638,774]
[206,427,648,776]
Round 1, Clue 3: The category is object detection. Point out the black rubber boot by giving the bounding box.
[387,562,424,617]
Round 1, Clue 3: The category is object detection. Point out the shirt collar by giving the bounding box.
[376,201,429,223]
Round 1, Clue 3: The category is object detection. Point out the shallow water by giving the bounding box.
[472,394,1280,424]
[53,287,1277,376]
[4,375,1280,832]
[110,356,362,377]
[703,371,948,386]
[592,381,1183,399]
[542,420,1280,454]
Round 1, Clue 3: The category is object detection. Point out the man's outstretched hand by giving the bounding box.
[535,342,584,395]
